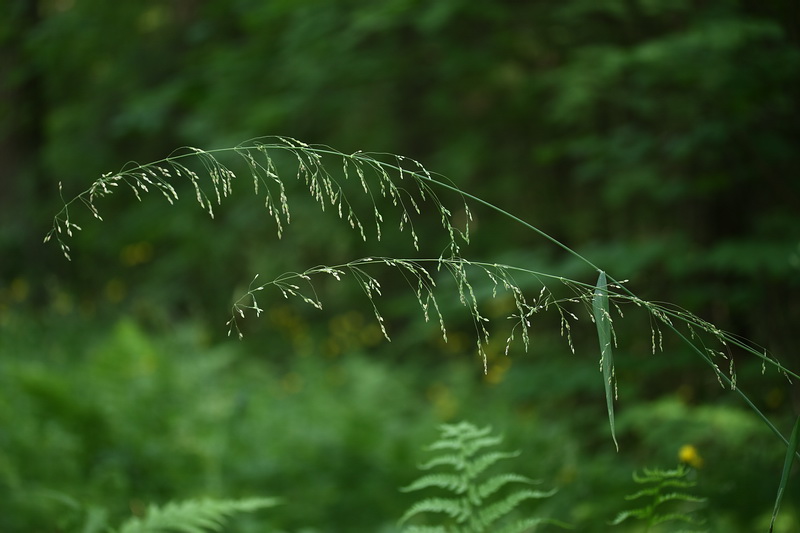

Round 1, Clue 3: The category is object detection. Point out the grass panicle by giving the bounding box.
[48,136,800,518]
[46,136,473,261]
[46,135,798,379]
[227,257,592,375]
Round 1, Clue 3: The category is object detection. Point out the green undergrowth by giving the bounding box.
[42,137,800,528]
[1,311,797,531]
[7,132,797,531]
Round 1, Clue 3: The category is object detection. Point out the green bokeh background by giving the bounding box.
[1,0,799,530]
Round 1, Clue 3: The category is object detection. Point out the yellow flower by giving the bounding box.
[678,444,704,468]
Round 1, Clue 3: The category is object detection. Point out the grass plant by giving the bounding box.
[46,136,800,529]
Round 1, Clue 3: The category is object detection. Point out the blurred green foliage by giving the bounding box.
[1,0,799,530]
[3,0,799,329]
[1,311,797,531]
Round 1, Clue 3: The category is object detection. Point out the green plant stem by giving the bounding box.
[52,138,800,463]
[666,323,800,462]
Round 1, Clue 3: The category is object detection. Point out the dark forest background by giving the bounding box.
[1,1,799,531]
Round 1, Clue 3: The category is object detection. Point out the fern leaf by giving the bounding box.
[461,435,505,457]
[400,422,564,532]
[612,465,706,529]
[655,492,707,505]
[633,465,684,483]
[401,473,467,494]
[467,450,520,479]
[398,497,464,525]
[418,454,464,471]
[658,479,700,490]
[650,512,706,527]
[494,517,573,533]
[624,487,659,500]
[439,422,492,440]
[426,440,464,451]
[477,489,557,530]
[476,474,540,500]
[609,508,649,525]
[424,422,495,459]
[402,527,448,533]
[114,497,278,533]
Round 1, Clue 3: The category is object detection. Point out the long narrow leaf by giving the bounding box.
[769,415,800,532]
[593,270,618,451]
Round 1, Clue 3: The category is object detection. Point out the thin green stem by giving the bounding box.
[666,322,800,461]
[51,138,800,462]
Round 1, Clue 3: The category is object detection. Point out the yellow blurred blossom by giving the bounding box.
[679,444,704,468]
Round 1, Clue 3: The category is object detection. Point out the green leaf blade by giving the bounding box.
[769,415,800,532]
[593,270,618,451]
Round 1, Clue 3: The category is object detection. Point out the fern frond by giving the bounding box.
[462,434,506,455]
[494,517,574,533]
[428,434,504,455]
[398,497,465,525]
[632,465,685,483]
[477,488,558,530]
[609,509,648,525]
[418,454,465,471]
[623,487,659,500]
[611,465,706,530]
[477,474,540,500]
[400,422,565,532]
[401,473,467,494]
[467,451,521,479]
[655,492,707,505]
[658,479,701,490]
[114,497,278,533]
[402,527,448,533]
[650,512,706,526]
[434,422,493,444]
